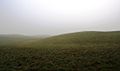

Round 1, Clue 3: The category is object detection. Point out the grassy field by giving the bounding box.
[0,31,120,71]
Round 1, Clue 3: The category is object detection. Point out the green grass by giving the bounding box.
[0,34,44,47]
[0,31,120,71]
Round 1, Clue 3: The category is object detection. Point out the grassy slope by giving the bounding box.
[0,31,120,71]
[28,31,120,47]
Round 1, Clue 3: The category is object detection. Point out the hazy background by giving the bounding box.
[0,0,120,35]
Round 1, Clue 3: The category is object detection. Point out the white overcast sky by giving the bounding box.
[0,0,120,35]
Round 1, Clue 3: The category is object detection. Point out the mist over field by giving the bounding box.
[0,0,120,35]
[0,0,120,71]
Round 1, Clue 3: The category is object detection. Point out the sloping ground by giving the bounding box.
[0,31,120,71]
[27,31,120,47]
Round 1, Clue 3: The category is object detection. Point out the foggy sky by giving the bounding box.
[0,0,120,35]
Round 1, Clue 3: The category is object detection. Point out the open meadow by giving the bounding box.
[0,31,120,71]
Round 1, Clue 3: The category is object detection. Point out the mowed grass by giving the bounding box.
[0,31,120,71]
